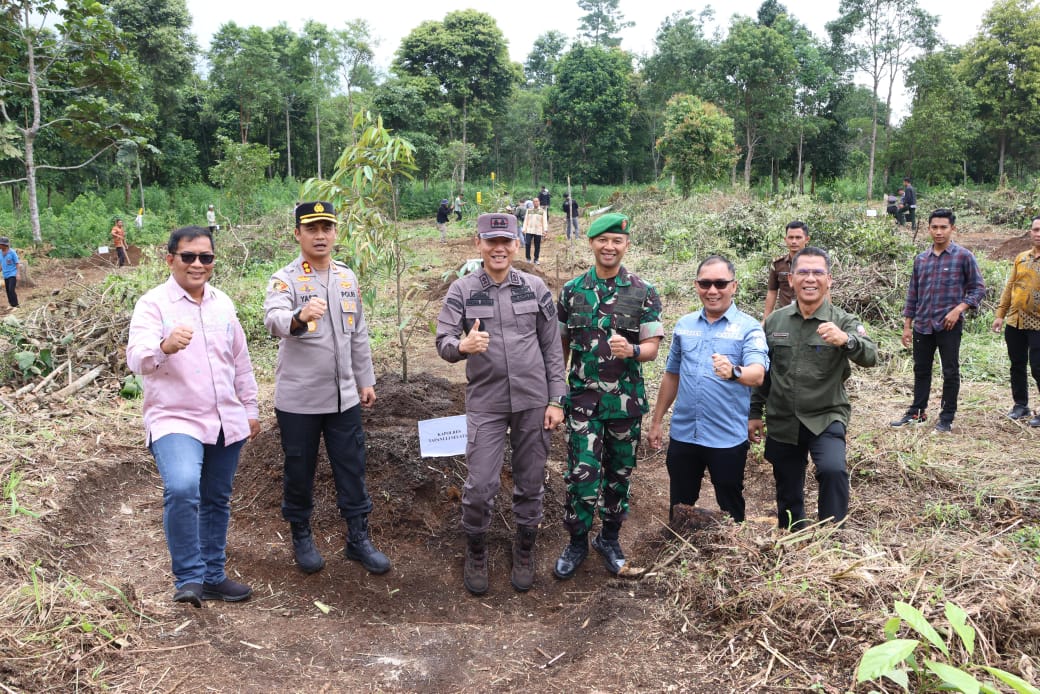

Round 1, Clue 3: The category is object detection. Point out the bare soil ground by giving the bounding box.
[2,217,1038,693]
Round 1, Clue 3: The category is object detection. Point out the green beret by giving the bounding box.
[588,213,630,239]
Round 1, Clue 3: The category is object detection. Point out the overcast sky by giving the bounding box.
[183,0,992,118]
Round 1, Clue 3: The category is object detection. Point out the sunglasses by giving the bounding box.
[695,279,735,290]
[176,252,215,265]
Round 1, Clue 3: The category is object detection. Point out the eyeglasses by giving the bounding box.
[695,279,735,290]
[177,252,215,265]
[793,268,828,277]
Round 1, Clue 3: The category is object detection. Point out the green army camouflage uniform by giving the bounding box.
[557,266,664,534]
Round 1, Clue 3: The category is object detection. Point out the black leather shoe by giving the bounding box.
[934,420,953,433]
[345,516,391,574]
[1008,404,1032,420]
[553,536,588,579]
[592,533,626,575]
[890,411,926,427]
[201,578,252,602]
[1030,415,1040,428]
[173,582,202,608]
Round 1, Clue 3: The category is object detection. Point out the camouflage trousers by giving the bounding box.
[562,414,641,535]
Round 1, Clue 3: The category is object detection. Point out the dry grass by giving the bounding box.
[649,374,1040,692]
[0,397,151,692]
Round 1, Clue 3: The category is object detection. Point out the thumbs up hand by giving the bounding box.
[460,317,490,355]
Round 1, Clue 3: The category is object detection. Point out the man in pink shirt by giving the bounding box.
[126,226,259,607]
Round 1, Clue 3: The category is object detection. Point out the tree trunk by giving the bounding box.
[459,96,468,191]
[797,128,805,195]
[315,100,323,180]
[11,185,21,215]
[136,157,145,213]
[25,134,42,245]
[867,94,879,200]
[285,103,293,179]
[998,131,1006,181]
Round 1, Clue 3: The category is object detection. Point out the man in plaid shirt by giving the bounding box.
[891,209,986,433]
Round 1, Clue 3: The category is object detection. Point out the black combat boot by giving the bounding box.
[290,522,325,574]
[464,533,489,595]
[345,516,391,574]
[553,533,588,579]
[511,525,538,592]
[592,520,626,575]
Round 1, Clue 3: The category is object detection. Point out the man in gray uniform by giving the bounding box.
[263,201,390,576]
[436,212,566,595]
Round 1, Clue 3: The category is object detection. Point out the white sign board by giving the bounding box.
[98,246,110,254]
[865,209,878,217]
[417,415,467,457]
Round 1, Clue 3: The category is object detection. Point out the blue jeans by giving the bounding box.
[150,432,244,588]
[565,216,579,240]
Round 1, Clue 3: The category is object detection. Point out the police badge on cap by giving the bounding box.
[477,213,518,239]
[296,201,338,226]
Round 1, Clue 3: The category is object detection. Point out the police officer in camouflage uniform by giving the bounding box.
[553,213,664,579]
[436,213,566,595]
[263,201,390,576]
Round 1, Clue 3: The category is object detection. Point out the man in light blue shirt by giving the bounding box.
[0,237,19,310]
[648,256,768,522]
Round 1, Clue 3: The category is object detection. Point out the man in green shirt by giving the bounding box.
[749,247,878,529]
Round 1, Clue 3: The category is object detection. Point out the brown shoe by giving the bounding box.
[464,533,488,595]
[510,526,537,592]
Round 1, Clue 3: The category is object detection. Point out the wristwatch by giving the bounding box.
[548,396,565,409]
[728,366,742,381]
[844,334,859,351]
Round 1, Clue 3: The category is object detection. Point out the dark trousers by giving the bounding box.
[1005,325,1040,407]
[4,276,17,307]
[115,246,128,267]
[525,234,542,262]
[910,326,962,422]
[764,421,848,529]
[276,406,373,524]
[665,438,749,522]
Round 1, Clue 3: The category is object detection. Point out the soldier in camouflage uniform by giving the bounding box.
[553,213,664,579]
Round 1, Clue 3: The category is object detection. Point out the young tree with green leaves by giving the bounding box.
[335,19,378,141]
[827,0,938,198]
[712,16,798,188]
[577,0,634,48]
[656,95,738,197]
[958,0,1040,182]
[393,10,519,191]
[525,31,569,87]
[207,23,281,145]
[546,44,635,191]
[0,0,143,244]
[209,136,276,224]
[894,50,977,184]
[301,112,418,380]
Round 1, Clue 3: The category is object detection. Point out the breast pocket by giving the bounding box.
[513,300,539,337]
[465,305,495,332]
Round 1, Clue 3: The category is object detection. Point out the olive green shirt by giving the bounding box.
[750,300,877,444]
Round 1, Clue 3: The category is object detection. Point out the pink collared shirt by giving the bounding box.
[126,276,258,446]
